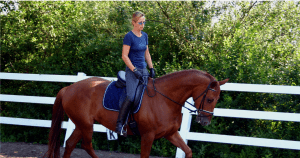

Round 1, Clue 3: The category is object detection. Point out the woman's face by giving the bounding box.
[133,16,145,31]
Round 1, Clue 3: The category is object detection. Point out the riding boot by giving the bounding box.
[115,97,132,135]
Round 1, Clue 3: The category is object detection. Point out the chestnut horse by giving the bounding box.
[44,69,228,158]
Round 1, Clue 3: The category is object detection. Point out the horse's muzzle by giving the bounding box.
[196,113,211,126]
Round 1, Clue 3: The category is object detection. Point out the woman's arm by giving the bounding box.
[145,46,153,69]
[122,45,135,71]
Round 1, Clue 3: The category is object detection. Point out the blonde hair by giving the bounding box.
[132,11,145,26]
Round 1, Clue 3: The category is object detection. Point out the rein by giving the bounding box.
[145,79,216,116]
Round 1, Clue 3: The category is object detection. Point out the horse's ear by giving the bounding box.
[219,78,229,85]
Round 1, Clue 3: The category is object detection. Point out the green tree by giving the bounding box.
[1,1,299,157]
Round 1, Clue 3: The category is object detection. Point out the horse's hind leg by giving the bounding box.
[80,124,99,158]
[63,127,82,158]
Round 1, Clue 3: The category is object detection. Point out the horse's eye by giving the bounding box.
[207,99,214,103]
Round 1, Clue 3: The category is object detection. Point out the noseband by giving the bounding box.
[193,80,216,117]
[146,79,216,116]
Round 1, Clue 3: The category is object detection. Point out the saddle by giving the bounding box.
[107,70,146,136]
[115,71,145,110]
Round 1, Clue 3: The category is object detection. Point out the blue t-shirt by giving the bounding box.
[123,31,148,69]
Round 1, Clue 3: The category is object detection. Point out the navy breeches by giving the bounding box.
[125,67,149,102]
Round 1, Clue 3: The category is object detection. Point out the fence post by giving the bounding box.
[176,97,194,158]
[63,72,86,147]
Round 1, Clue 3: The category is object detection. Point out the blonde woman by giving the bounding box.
[115,11,155,135]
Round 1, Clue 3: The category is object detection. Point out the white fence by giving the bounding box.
[1,72,300,158]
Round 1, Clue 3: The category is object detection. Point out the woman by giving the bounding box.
[115,11,155,135]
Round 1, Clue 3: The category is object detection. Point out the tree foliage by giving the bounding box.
[1,1,300,157]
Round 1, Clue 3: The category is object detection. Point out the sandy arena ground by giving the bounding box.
[0,142,169,158]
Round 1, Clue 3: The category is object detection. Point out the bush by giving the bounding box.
[1,1,299,157]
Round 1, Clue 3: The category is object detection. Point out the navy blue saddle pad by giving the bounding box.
[103,81,145,114]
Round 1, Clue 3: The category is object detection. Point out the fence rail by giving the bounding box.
[1,72,300,158]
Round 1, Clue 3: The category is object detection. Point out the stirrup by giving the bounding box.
[120,124,127,137]
[116,123,127,137]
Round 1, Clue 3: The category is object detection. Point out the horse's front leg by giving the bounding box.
[140,133,155,158]
[166,131,192,158]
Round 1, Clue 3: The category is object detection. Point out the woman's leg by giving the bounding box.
[115,67,139,135]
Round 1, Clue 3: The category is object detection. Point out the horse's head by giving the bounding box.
[192,78,229,126]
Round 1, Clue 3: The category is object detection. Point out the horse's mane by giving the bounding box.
[155,69,215,83]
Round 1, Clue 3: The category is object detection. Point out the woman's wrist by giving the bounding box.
[133,67,137,72]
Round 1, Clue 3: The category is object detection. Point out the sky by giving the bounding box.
[1,0,299,27]
[0,0,19,15]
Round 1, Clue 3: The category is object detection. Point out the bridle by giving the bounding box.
[145,79,216,117]
[193,80,216,117]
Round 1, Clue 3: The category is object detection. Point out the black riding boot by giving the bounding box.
[115,97,132,135]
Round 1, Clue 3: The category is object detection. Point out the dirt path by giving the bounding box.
[0,142,169,158]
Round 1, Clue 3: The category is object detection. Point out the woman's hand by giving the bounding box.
[133,68,143,81]
[150,68,155,78]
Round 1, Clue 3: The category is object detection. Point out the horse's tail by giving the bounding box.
[43,87,66,158]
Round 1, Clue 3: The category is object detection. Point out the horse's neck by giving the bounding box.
[155,72,208,106]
